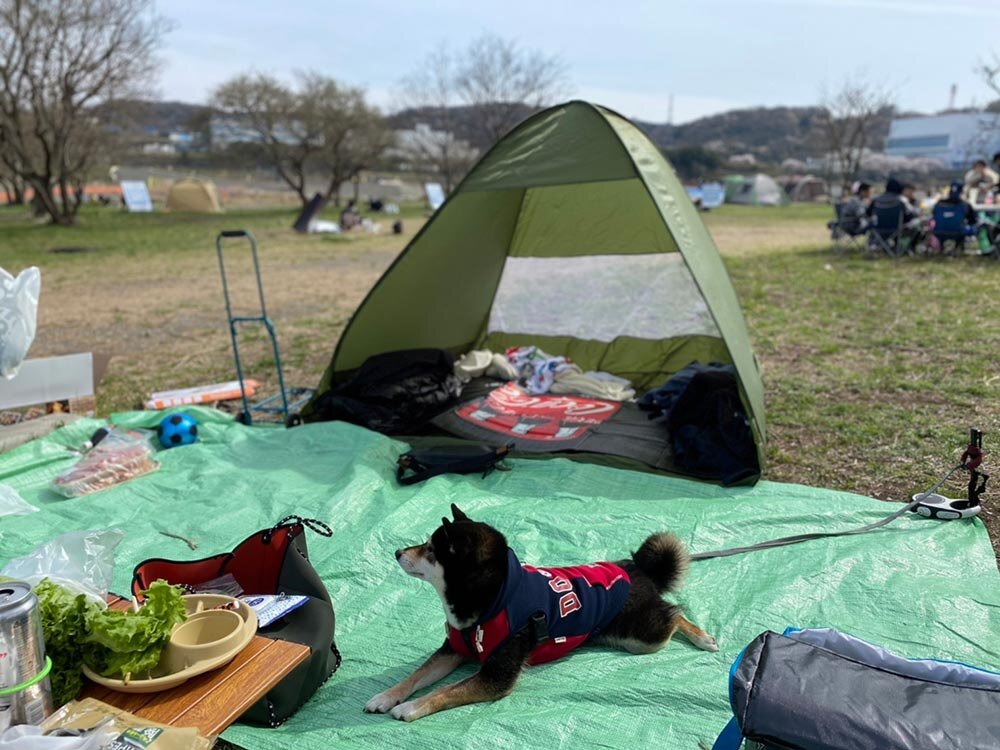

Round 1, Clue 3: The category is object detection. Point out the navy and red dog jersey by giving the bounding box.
[447,548,631,665]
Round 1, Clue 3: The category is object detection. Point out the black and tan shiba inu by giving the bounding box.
[364,504,717,722]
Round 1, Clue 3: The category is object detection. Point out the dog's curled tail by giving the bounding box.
[632,532,690,594]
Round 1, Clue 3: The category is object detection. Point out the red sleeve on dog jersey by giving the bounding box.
[448,609,511,662]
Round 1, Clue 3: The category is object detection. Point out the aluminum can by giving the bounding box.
[0,581,54,726]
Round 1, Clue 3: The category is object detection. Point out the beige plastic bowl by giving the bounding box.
[161,609,243,673]
[82,594,258,694]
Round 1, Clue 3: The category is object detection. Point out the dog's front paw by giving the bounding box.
[364,689,403,713]
[390,700,422,722]
[694,632,719,653]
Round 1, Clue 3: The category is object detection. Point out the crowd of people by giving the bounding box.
[832,151,1000,254]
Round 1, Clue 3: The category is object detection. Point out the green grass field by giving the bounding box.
[2,201,998,558]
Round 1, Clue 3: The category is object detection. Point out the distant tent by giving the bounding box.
[685,183,725,210]
[304,100,766,483]
[700,182,725,209]
[724,174,788,206]
[166,179,222,213]
[787,175,828,203]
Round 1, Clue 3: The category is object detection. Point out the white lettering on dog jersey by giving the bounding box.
[548,577,573,593]
[558,592,582,618]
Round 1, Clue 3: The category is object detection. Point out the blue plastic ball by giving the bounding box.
[157,412,199,449]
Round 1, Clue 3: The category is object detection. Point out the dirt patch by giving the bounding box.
[49,246,97,254]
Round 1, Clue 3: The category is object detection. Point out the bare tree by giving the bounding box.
[396,48,479,192]
[977,53,1000,158]
[214,73,322,206]
[0,131,26,204]
[306,74,391,207]
[455,33,568,146]
[395,35,566,190]
[0,0,164,225]
[214,72,389,207]
[982,52,1000,100]
[819,75,895,190]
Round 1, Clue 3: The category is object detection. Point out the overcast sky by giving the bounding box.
[158,0,1000,124]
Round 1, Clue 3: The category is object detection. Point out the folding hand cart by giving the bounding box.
[216,229,314,425]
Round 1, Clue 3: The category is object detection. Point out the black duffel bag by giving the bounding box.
[132,516,340,727]
[307,348,462,434]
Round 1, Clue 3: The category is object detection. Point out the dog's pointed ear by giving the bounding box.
[451,504,469,522]
[440,517,452,537]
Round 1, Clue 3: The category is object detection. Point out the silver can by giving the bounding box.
[0,581,54,726]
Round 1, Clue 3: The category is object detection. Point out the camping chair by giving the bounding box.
[931,203,975,256]
[829,202,867,254]
[868,201,908,257]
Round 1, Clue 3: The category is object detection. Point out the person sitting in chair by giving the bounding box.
[836,181,871,235]
[867,178,922,251]
[340,199,362,231]
[963,160,999,202]
[901,183,929,248]
[931,181,980,254]
[936,181,978,226]
[868,178,910,218]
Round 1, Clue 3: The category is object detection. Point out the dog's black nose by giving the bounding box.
[395,549,403,560]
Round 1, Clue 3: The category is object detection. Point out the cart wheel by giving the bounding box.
[285,413,302,429]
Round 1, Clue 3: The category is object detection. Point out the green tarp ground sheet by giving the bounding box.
[2,408,999,749]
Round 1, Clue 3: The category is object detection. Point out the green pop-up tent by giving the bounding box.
[306,101,766,478]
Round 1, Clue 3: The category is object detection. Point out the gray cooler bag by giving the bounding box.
[713,627,1000,750]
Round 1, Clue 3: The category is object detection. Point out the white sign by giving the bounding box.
[424,182,445,211]
[120,180,153,212]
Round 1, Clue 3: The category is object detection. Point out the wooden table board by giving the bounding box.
[82,595,310,737]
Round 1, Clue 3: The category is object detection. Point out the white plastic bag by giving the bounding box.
[0,267,41,379]
[0,529,123,606]
[0,485,38,517]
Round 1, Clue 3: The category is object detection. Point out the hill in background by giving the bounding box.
[106,98,905,168]
[388,103,896,164]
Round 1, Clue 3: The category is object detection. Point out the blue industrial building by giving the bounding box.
[885,113,1000,169]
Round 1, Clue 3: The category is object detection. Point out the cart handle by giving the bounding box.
[220,229,249,238]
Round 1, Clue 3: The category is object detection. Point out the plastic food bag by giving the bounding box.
[41,699,213,750]
[51,428,158,498]
[0,266,40,380]
[0,723,113,749]
[0,529,123,606]
[0,484,38,517]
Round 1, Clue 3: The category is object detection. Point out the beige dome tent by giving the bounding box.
[166,178,222,213]
[787,175,828,203]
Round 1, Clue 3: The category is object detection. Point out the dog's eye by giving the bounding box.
[425,544,436,563]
